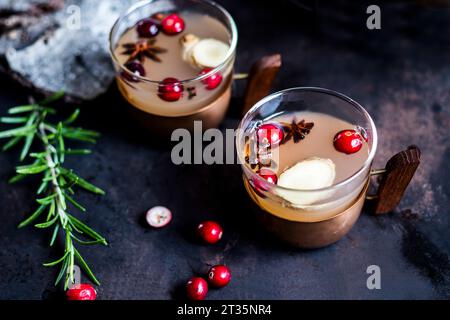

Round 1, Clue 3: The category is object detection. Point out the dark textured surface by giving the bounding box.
[0,0,449,300]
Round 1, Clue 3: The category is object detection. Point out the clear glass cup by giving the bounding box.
[109,0,237,133]
[236,87,378,248]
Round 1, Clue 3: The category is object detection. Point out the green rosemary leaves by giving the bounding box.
[0,92,107,290]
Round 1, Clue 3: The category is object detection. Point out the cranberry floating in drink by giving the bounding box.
[199,67,223,90]
[109,0,237,133]
[121,61,146,82]
[136,19,160,38]
[161,14,185,35]
[257,168,278,185]
[256,123,284,146]
[158,77,184,102]
[333,129,363,154]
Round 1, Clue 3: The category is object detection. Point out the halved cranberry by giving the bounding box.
[158,77,184,102]
[208,265,231,288]
[136,19,160,38]
[146,206,172,228]
[333,129,363,154]
[121,61,146,82]
[161,14,185,35]
[256,123,284,146]
[186,277,208,300]
[66,284,97,300]
[199,68,223,90]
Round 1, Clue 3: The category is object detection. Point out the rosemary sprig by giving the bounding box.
[0,92,107,290]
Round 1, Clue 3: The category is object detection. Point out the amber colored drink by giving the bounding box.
[236,88,378,248]
[109,0,237,132]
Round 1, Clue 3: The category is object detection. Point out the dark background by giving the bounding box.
[0,0,449,299]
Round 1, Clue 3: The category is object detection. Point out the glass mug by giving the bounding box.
[109,0,237,134]
[236,87,378,249]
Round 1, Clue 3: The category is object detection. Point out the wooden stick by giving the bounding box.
[242,54,282,115]
[374,145,421,214]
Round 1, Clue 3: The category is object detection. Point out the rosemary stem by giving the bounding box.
[1,92,105,289]
[39,123,67,225]
[39,121,74,288]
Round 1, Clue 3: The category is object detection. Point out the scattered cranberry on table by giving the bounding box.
[199,68,223,90]
[161,14,185,35]
[186,277,208,300]
[256,123,284,146]
[333,129,363,154]
[158,77,184,102]
[136,18,160,38]
[197,221,223,244]
[208,265,231,288]
[66,284,97,301]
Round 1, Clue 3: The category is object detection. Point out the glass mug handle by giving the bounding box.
[233,73,249,80]
[366,169,387,200]
[231,54,282,116]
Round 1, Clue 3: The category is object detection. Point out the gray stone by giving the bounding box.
[1,0,135,100]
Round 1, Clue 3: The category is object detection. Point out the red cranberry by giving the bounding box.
[208,265,231,288]
[161,14,185,35]
[256,123,284,146]
[186,277,208,300]
[199,68,223,90]
[258,168,278,184]
[136,19,160,38]
[158,77,184,102]
[121,61,145,82]
[333,129,363,154]
[66,284,97,301]
[197,221,223,244]
[249,169,278,198]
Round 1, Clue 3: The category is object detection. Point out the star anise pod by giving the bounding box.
[187,86,197,99]
[281,119,314,144]
[121,39,167,63]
